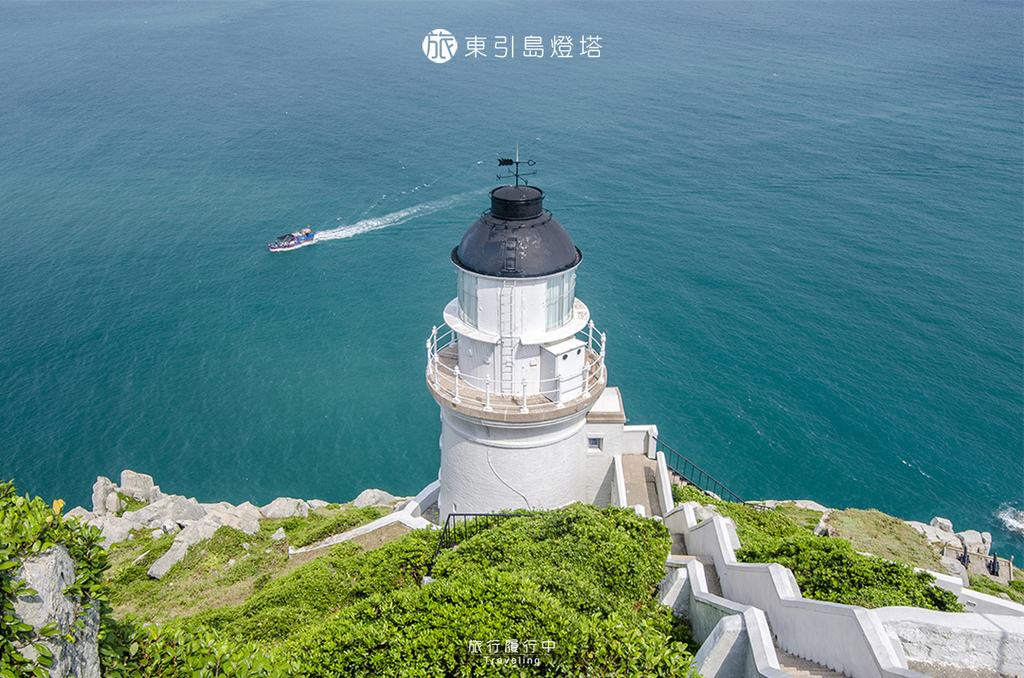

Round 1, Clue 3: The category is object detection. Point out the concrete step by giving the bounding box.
[775,647,847,678]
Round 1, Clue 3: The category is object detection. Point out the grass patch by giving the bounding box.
[829,508,942,571]
[273,505,386,548]
[967,574,1024,605]
[774,503,823,532]
[106,505,385,625]
[115,492,148,516]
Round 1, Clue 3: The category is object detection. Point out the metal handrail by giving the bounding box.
[655,436,746,505]
[426,320,607,413]
[427,512,536,574]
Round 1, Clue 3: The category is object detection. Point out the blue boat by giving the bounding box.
[268,227,315,251]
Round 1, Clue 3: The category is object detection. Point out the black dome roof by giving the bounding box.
[453,186,581,278]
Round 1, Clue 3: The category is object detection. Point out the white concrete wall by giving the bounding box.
[875,607,1024,676]
[919,569,1024,617]
[622,424,657,457]
[654,451,674,517]
[585,451,614,507]
[664,504,930,678]
[438,408,588,519]
[586,422,624,457]
[658,559,789,678]
[611,455,627,508]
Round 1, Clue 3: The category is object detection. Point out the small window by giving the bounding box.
[588,437,603,450]
[458,269,478,328]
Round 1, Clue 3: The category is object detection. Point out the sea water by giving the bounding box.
[1,1,1021,560]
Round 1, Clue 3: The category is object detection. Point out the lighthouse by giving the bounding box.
[425,176,611,519]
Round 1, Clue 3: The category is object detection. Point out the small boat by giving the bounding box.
[268,227,315,251]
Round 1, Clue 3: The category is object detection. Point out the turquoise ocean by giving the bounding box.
[2,1,1022,561]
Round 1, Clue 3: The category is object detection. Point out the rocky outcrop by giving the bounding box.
[260,497,309,519]
[13,545,100,678]
[354,488,398,508]
[907,517,993,556]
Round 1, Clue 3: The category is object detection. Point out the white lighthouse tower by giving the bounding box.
[425,178,609,519]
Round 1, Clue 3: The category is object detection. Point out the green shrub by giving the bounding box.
[286,505,696,677]
[739,536,962,612]
[0,480,108,678]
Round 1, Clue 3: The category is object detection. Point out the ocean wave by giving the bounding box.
[314,193,466,243]
[996,504,1024,536]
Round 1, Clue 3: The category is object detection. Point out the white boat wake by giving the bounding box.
[313,194,466,244]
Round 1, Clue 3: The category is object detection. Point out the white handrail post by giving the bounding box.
[520,378,529,413]
[484,375,493,412]
[556,375,563,406]
[588,320,594,351]
[453,365,462,405]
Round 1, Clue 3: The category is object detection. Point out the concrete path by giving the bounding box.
[621,454,661,517]
[775,648,847,678]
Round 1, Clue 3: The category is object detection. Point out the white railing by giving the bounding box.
[426,320,606,414]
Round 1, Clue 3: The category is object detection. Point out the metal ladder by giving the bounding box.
[499,282,515,395]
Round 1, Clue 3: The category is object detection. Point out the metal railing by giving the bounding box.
[655,436,746,505]
[425,320,606,414]
[428,512,536,574]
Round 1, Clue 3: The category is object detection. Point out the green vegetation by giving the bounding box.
[772,504,822,532]
[115,493,148,517]
[105,500,696,676]
[1,481,108,678]
[967,574,1024,605]
[672,484,962,612]
[283,506,697,677]
[276,506,385,548]
[828,508,941,571]
[106,505,385,624]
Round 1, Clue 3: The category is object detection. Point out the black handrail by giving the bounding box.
[427,512,535,575]
[654,436,745,505]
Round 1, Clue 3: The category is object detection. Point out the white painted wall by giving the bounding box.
[438,407,588,518]
[875,607,1024,676]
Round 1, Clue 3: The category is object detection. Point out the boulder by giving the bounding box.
[91,476,116,516]
[982,532,993,555]
[119,470,155,502]
[908,521,961,548]
[201,501,235,513]
[66,506,94,521]
[13,545,100,678]
[88,515,143,549]
[958,529,986,555]
[790,500,832,513]
[261,497,309,519]
[353,489,397,508]
[104,492,122,516]
[930,516,954,534]
[122,495,206,528]
[147,520,220,580]
[270,527,287,541]
[941,555,970,587]
[307,499,330,509]
[204,509,259,536]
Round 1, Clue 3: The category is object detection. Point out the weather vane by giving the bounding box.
[497,142,536,186]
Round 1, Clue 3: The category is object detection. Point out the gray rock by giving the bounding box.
[958,529,985,555]
[790,500,832,513]
[813,513,833,537]
[119,470,155,502]
[66,506,94,521]
[149,529,163,539]
[104,492,122,516]
[930,516,954,534]
[260,497,309,519]
[91,476,116,516]
[201,501,235,513]
[204,509,259,536]
[88,515,142,549]
[270,527,287,541]
[393,499,412,512]
[981,532,993,556]
[147,520,220,580]
[909,521,961,547]
[941,555,970,587]
[149,485,166,503]
[13,545,100,678]
[354,488,397,508]
[160,520,181,535]
[123,495,206,528]
[307,499,330,509]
